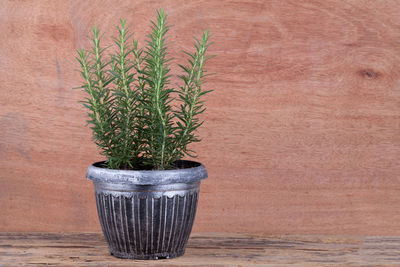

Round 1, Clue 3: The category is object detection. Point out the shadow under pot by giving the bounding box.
[86,160,208,260]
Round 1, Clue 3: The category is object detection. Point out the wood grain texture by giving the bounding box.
[1,232,400,266]
[0,0,399,234]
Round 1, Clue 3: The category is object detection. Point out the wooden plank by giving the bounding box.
[0,233,400,266]
[0,0,400,235]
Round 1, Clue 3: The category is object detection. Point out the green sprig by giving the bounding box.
[76,9,213,170]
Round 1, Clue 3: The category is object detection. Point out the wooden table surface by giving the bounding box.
[1,233,399,266]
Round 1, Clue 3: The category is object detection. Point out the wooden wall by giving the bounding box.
[1,0,399,235]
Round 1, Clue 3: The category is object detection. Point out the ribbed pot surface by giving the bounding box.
[87,160,207,260]
[94,184,199,259]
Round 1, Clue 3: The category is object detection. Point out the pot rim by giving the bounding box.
[86,159,208,185]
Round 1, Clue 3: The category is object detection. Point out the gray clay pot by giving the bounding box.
[86,160,207,260]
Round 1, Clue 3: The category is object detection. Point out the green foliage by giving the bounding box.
[76,9,213,170]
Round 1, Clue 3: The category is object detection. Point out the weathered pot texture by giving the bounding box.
[86,160,207,260]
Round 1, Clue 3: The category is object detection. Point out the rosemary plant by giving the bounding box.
[76,9,213,170]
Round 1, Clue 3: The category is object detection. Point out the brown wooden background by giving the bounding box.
[1,0,399,235]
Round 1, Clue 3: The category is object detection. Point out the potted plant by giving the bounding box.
[76,9,213,260]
